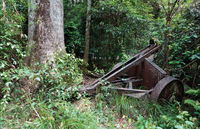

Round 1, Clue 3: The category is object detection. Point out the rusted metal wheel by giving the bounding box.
[150,76,184,102]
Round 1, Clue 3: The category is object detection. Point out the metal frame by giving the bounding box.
[80,44,184,101]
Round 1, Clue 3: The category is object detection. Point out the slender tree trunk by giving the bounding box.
[2,0,6,14]
[27,0,65,66]
[83,0,92,63]
[162,0,180,69]
[163,18,171,69]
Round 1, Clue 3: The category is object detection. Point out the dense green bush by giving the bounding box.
[0,54,84,102]
[184,88,200,120]
[38,54,84,101]
[169,7,200,86]
[167,3,200,121]
[0,0,27,102]
[0,0,27,72]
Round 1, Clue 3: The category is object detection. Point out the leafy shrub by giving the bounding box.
[38,54,84,101]
[0,54,84,102]
[169,3,200,87]
[0,0,27,102]
[184,88,200,121]
[135,116,157,129]
[135,110,196,129]
[0,0,27,73]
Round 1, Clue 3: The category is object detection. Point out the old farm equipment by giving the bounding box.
[81,44,184,101]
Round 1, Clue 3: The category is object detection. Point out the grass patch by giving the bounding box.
[0,98,100,129]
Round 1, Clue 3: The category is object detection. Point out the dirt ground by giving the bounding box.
[82,74,98,86]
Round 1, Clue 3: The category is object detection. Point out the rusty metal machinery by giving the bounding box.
[81,44,184,102]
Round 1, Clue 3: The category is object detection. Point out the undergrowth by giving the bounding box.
[0,98,100,129]
[95,87,199,129]
[0,54,116,129]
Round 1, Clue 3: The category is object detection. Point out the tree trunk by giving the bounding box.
[23,0,65,94]
[2,0,6,15]
[83,0,92,63]
[27,0,65,65]
[163,18,171,69]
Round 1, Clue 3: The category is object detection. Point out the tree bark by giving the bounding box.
[23,0,65,94]
[27,0,65,65]
[83,0,92,63]
[2,0,6,15]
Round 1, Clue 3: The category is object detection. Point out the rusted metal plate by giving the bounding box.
[142,58,167,89]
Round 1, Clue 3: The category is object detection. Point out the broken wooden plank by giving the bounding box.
[108,87,150,93]
[124,93,147,98]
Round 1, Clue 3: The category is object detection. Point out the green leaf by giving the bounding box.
[175,125,184,129]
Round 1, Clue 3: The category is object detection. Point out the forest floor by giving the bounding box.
[73,98,133,129]
[83,74,97,86]
[81,74,134,129]
[0,73,198,128]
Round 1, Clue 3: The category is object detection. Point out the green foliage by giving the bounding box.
[92,66,105,75]
[0,99,100,129]
[167,3,200,122]
[0,0,28,102]
[24,101,99,129]
[168,3,200,86]
[186,89,200,97]
[64,0,86,54]
[0,0,27,73]
[35,54,84,101]
[135,116,157,129]
[90,0,152,69]
[0,54,84,102]
[63,0,154,69]
[135,110,196,129]
[185,99,200,113]
[184,88,200,119]
[35,54,83,86]
[107,94,197,129]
